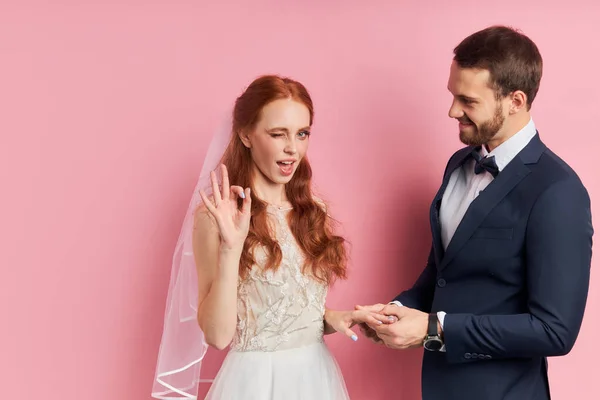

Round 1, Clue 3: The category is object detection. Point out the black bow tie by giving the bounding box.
[471,147,499,177]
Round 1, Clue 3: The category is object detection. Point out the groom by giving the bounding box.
[359,25,594,400]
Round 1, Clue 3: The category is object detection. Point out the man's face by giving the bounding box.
[447,61,510,146]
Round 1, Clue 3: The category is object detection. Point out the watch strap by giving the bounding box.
[428,313,438,336]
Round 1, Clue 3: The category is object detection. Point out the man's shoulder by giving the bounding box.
[525,145,590,207]
[533,146,585,188]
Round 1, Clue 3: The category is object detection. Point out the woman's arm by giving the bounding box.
[193,165,252,350]
[193,210,242,350]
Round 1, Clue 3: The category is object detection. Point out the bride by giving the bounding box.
[152,74,385,400]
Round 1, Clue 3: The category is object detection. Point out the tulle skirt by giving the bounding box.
[204,342,350,400]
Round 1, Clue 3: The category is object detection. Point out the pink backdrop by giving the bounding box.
[1,1,598,399]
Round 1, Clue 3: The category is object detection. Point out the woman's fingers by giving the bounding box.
[229,186,252,219]
[344,327,358,342]
[352,310,390,326]
[220,164,230,201]
[241,188,251,215]
[199,190,216,215]
[210,170,221,206]
[230,186,244,199]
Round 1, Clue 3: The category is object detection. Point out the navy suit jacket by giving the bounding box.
[394,133,593,400]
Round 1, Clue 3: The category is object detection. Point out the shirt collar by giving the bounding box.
[480,117,537,172]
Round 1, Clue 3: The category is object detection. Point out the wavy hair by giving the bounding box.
[220,74,347,284]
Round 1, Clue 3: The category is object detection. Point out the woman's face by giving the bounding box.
[240,98,311,186]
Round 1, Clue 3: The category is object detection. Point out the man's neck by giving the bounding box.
[487,113,531,152]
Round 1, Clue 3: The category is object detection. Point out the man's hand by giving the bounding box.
[354,304,394,344]
[374,305,432,349]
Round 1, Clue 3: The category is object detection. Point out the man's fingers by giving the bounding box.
[359,323,379,337]
[374,323,393,335]
[358,323,383,344]
[382,304,406,318]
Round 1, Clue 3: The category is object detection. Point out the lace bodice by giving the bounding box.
[231,205,328,352]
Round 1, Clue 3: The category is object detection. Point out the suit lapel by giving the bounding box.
[430,147,474,266]
[438,133,546,271]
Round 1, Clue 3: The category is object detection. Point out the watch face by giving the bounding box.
[424,338,443,351]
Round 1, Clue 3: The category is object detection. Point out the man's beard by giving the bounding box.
[459,102,505,146]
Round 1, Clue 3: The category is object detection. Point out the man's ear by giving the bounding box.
[509,90,528,114]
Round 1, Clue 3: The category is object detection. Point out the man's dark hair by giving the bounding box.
[454,25,543,109]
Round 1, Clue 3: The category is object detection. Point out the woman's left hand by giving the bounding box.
[324,308,390,341]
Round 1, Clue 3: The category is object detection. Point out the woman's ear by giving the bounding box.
[238,129,252,148]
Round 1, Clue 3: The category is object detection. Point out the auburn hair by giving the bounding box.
[219,74,347,284]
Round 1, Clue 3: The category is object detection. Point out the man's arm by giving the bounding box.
[442,177,593,363]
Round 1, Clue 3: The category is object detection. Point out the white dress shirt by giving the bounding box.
[391,118,538,346]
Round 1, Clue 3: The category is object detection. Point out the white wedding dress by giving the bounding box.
[204,205,350,400]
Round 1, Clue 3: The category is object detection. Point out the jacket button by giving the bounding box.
[437,278,446,287]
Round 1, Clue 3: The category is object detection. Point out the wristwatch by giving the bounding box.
[423,313,444,351]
